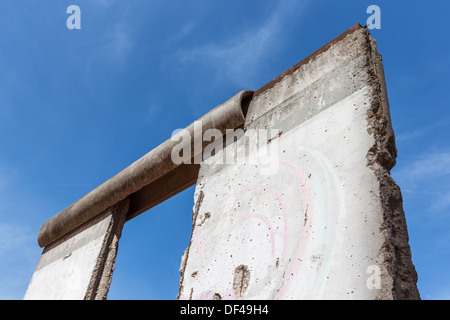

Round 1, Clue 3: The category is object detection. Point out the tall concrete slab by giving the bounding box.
[177,25,420,300]
[24,200,129,300]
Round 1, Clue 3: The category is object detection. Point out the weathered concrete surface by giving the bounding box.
[177,26,419,300]
[24,199,129,300]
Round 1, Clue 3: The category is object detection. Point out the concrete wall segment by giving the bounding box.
[178,26,420,300]
[25,199,129,300]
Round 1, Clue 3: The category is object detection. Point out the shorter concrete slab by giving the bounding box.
[24,200,128,300]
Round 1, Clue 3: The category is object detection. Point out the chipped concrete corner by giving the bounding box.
[177,25,420,300]
[364,32,419,300]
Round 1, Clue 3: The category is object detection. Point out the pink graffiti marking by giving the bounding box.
[185,161,318,300]
[275,161,314,299]
[191,231,205,259]
[280,161,310,214]
[237,184,289,260]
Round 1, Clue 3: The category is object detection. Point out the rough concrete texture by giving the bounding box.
[24,199,128,300]
[177,27,419,300]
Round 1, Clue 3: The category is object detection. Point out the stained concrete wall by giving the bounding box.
[177,26,419,300]
[24,200,128,300]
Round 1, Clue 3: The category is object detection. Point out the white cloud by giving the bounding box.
[173,1,309,87]
[393,151,450,185]
[0,163,19,210]
[396,151,450,182]
[94,0,115,8]
[396,118,450,143]
[0,224,31,256]
[105,23,133,63]
[0,163,43,299]
[144,102,161,124]
[394,150,450,214]
[429,191,450,213]
[167,20,197,44]
[0,223,38,299]
[84,5,134,66]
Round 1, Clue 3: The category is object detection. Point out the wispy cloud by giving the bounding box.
[96,0,114,7]
[79,7,134,85]
[173,1,309,87]
[399,151,450,180]
[104,22,133,64]
[396,117,450,143]
[83,4,134,68]
[429,191,450,213]
[394,150,450,214]
[0,224,32,257]
[0,162,19,205]
[0,162,44,299]
[167,20,197,44]
[144,101,161,124]
[0,223,38,299]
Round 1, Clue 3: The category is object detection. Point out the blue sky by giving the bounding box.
[0,0,449,300]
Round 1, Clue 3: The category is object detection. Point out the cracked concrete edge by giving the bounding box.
[84,198,130,300]
[364,31,420,300]
[176,189,204,300]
